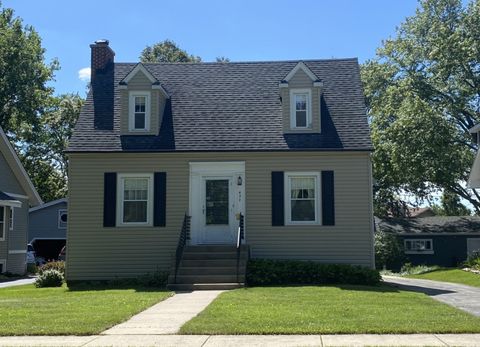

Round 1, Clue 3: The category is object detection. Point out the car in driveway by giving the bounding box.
[27,244,35,264]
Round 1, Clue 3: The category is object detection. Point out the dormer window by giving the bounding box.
[290,89,311,129]
[129,91,151,131]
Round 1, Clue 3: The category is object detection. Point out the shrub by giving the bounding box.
[464,251,480,270]
[138,270,169,287]
[38,261,65,275]
[375,230,406,270]
[35,270,64,288]
[26,263,38,274]
[246,259,381,286]
[400,263,440,275]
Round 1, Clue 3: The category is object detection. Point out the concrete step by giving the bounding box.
[170,274,245,284]
[177,266,246,276]
[185,245,249,252]
[167,282,245,291]
[182,252,248,260]
[180,259,248,267]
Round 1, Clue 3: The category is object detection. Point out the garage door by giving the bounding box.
[467,238,480,256]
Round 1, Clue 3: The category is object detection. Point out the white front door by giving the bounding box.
[190,162,245,245]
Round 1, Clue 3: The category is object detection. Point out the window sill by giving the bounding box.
[405,251,434,255]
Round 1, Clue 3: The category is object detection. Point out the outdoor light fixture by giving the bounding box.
[237,176,243,186]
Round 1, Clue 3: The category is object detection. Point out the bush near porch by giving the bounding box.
[246,259,381,286]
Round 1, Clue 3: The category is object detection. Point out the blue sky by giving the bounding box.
[4,0,419,96]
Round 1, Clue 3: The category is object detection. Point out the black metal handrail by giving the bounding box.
[174,213,191,282]
[236,213,245,282]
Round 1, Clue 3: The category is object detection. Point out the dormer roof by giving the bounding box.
[119,63,169,98]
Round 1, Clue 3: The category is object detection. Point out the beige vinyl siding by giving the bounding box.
[67,151,374,280]
[120,71,164,135]
[0,152,23,194]
[282,69,321,133]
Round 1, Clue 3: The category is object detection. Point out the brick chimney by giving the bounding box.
[90,39,115,82]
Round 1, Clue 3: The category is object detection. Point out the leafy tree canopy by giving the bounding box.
[140,39,201,63]
[362,0,480,215]
[431,190,471,215]
[0,2,59,142]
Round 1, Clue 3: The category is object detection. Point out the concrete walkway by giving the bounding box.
[0,277,35,288]
[1,334,480,346]
[383,275,480,317]
[102,290,224,335]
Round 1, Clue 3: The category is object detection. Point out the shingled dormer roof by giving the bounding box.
[68,59,372,152]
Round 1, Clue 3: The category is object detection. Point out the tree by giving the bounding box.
[21,94,84,201]
[0,2,59,141]
[362,0,480,214]
[375,230,406,270]
[216,56,230,63]
[431,190,471,215]
[140,39,201,63]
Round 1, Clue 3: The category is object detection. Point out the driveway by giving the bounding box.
[383,275,480,317]
[0,277,35,288]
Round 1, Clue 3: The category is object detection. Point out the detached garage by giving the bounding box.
[29,198,67,261]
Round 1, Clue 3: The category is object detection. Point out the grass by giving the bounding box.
[180,285,480,334]
[0,284,172,335]
[406,268,480,288]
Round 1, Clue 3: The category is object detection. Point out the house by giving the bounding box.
[0,126,42,274]
[408,207,436,218]
[375,216,480,267]
[65,40,374,287]
[29,198,68,261]
[469,124,480,188]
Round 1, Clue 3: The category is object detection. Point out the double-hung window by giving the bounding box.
[117,174,153,226]
[404,239,433,254]
[290,89,312,129]
[285,172,320,224]
[129,91,151,131]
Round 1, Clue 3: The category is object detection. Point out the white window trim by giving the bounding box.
[9,207,14,231]
[0,259,6,273]
[404,239,434,254]
[128,91,151,132]
[58,209,67,229]
[284,172,321,225]
[116,173,154,227]
[0,206,5,241]
[290,89,312,129]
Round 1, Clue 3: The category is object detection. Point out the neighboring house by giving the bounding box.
[29,198,68,261]
[408,207,436,218]
[376,216,480,267]
[469,124,480,188]
[0,126,42,274]
[65,40,374,286]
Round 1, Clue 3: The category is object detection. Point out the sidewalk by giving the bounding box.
[0,277,35,288]
[0,334,479,346]
[103,290,224,335]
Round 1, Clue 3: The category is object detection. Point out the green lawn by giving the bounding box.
[180,285,480,334]
[406,268,480,288]
[0,284,172,335]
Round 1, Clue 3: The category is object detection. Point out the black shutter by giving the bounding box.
[103,172,117,227]
[322,171,335,226]
[271,171,285,226]
[154,172,167,227]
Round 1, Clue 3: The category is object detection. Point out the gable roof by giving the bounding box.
[0,126,42,206]
[29,197,67,213]
[68,59,372,152]
[283,61,319,82]
[375,216,480,234]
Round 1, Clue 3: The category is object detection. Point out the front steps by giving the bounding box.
[167,245,249,291]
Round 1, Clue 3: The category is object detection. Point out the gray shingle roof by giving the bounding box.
[68,59,372,152]
[375,216,480,234]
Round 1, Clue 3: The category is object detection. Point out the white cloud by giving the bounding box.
[78,67,91,82]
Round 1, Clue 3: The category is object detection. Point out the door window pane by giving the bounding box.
[206,179,229,225]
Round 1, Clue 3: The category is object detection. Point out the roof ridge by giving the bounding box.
[115,58,359,66]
